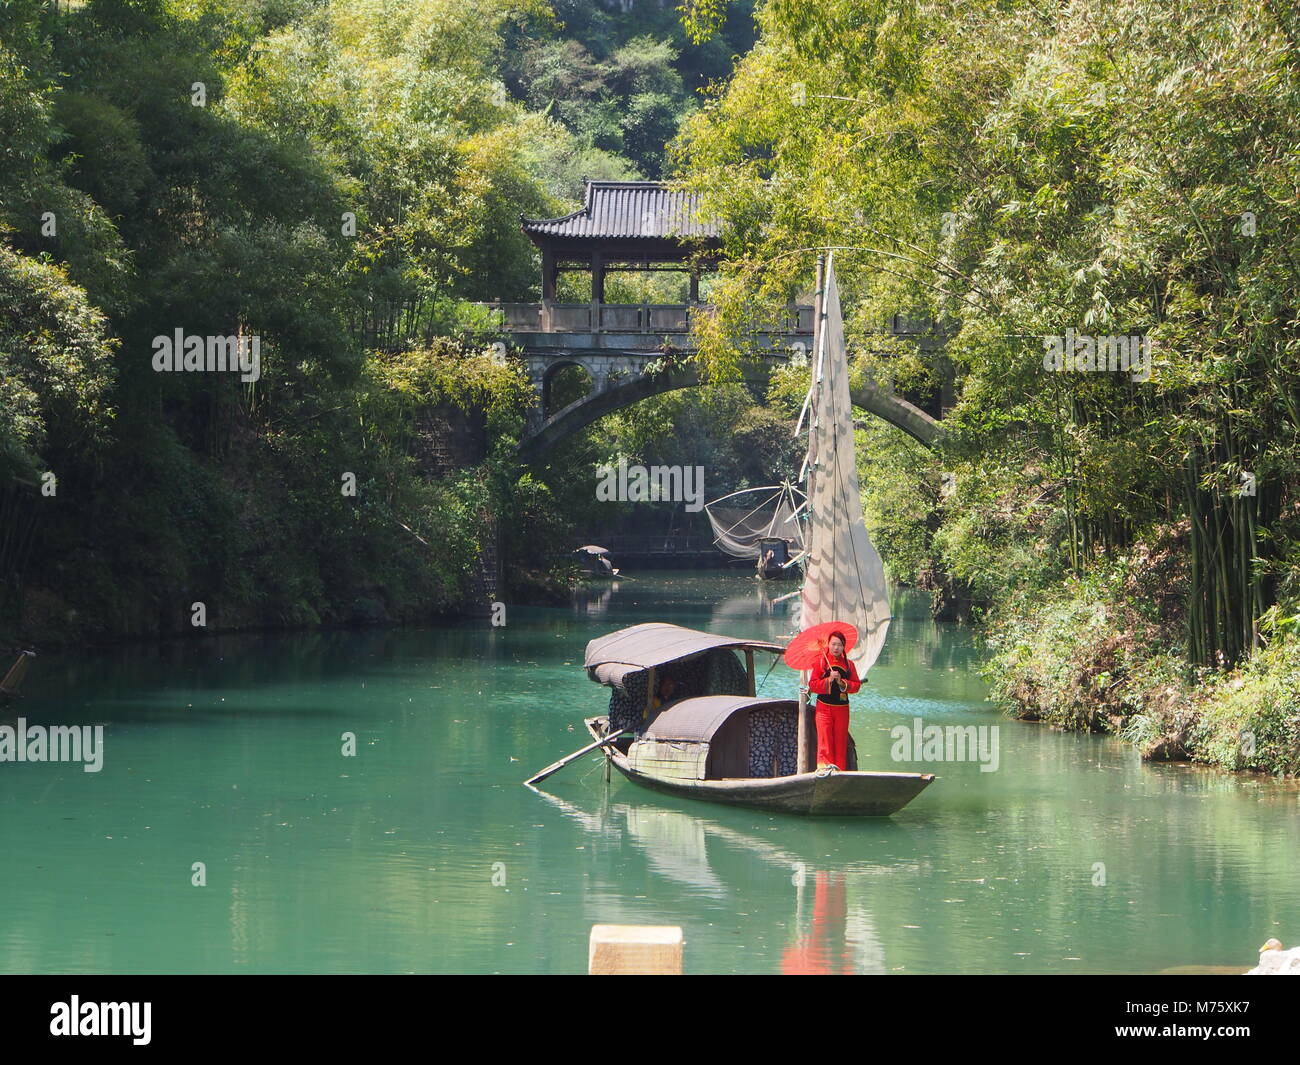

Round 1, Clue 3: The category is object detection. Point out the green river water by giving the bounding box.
[1,571,1295,974]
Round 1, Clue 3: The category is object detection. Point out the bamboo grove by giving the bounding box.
[679,0,1300,669]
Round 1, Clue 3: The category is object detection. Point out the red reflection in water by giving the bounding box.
[781,872,853,975]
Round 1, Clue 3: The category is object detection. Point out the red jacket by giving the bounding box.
[808,653,861,704]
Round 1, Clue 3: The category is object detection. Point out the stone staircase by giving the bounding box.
[474,521,500,606]
[411,412,457,479]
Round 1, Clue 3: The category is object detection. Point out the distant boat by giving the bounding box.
[704,483,805,580]
[574,545,620,578]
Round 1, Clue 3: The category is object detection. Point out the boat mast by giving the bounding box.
[796,253,827,775]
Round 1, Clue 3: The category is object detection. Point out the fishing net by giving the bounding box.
[705,487,805,560]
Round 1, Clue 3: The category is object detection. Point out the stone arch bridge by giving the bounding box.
[493,180,947,462]
[472,303,947,462]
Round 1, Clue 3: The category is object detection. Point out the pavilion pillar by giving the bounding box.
[540,245,556,331]
[541,246,556,302]
[591,251,605,331]
[689,270,700,303]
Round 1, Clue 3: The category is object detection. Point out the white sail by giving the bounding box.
[799,255,891,669]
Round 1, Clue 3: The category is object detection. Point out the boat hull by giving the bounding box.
[585,719,933,817]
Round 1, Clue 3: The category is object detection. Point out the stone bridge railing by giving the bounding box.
[471,301,814,338]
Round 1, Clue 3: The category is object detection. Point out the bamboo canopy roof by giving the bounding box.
[641,695,792,744]
[585,623,782,690]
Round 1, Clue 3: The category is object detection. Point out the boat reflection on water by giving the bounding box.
[572,581,621,616]
[528,784,926,973]
[711,585,799,630]
[622,804,728,898]
[570,573,797,632]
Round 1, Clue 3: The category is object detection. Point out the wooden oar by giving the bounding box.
[0,650,34,702]
[524,729,631,787]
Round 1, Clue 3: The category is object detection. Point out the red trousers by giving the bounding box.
[815,701,849,770]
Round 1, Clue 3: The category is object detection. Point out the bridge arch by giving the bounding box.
[540,359,594,419]
[517,362,944,462]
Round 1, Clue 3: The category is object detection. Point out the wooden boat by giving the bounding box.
[755,536,798,581]
[538,254,939,818]
[704,484,805,579]
[574,545,620,579]
[585,716,932,816]
[581,623,934,817]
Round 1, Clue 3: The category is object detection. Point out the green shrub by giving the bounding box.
[1191,633,1300,777]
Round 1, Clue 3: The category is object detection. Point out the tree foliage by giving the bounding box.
[679,0,1300,671]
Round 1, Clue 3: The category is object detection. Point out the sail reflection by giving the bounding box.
[711,585,800,645]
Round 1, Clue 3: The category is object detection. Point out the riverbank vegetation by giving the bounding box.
[678,0,1300,774]
[1,0,550,644]
[0,0,742,646]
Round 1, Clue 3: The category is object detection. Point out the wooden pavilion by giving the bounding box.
[521,180,722,307]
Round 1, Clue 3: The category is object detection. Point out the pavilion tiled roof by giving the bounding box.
[521,180,721,242]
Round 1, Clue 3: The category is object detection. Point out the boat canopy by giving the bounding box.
[641,695,792,744]
[585,623,783,691]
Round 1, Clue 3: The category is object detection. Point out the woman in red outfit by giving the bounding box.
[807,631,860,770]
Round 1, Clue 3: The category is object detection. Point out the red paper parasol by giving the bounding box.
[783,621,859,670]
